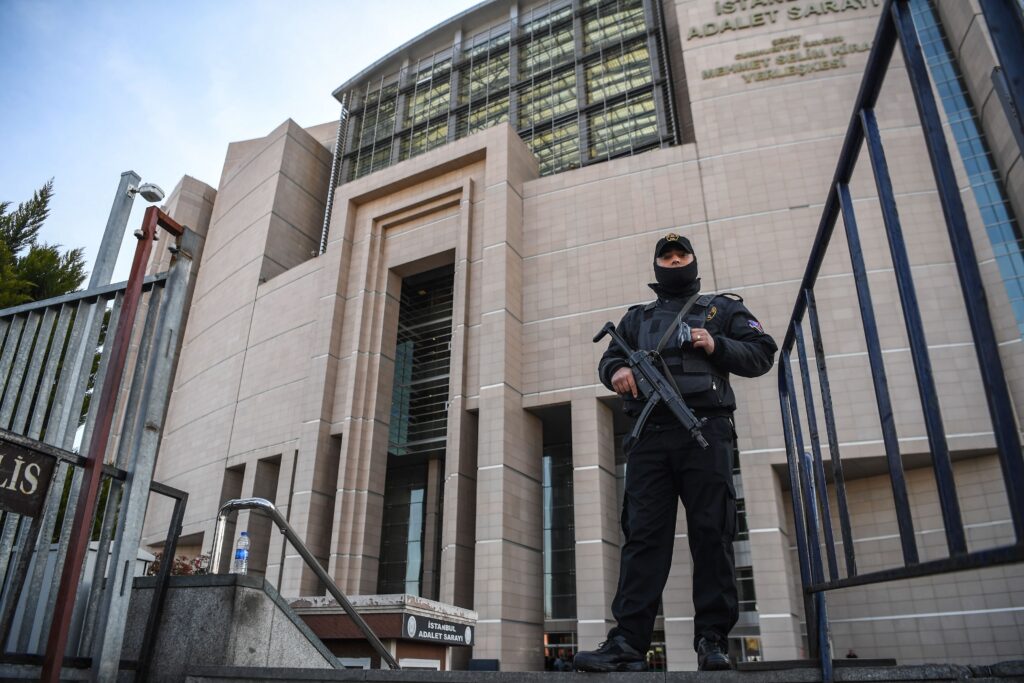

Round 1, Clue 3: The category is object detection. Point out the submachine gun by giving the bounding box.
[593,322,709,450]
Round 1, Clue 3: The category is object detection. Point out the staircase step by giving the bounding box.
[185,660,1024,683]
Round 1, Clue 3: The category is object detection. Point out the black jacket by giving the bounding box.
[598,285,778,418]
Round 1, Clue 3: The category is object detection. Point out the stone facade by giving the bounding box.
[142,0,1024,671]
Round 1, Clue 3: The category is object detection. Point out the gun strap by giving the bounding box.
[655,291,703,353]
[653,291,703,401]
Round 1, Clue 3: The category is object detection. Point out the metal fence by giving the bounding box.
[0,209,199,680]
[777,1,1024,681]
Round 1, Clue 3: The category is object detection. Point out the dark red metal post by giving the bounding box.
[41,206,181,682]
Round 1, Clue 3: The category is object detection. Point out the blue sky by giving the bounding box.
[0,0,479,282]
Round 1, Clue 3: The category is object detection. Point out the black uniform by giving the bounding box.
[598,284,777,654]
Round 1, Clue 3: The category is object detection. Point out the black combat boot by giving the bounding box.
[573,635,649,672]
[697,636,730,671]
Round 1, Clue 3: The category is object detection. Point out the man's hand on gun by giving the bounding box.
[612,367,638,398]
[612,326,715,398]
[595,321,709,449]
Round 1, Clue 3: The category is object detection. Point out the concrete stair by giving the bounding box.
[185,661,1024,682]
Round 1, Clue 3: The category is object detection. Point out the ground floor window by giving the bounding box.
[646,630,668,671]
[399,658,441,670]
[728,635,763,663]
[338,658,370,669]
[544,631,577,671]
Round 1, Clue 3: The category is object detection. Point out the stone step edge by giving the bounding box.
[183,659,1024,682]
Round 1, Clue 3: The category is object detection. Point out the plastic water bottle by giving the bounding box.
[231,531,250,575]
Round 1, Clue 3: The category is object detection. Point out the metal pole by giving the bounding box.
[210,498,401,670]
[89,171,140,289]
[135,488,188,682]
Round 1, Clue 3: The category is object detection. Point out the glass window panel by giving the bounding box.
[347,142,392,182]
[521,4,572,34]
[584,0,646,49]
[405,488,425,593]
[460,52,510,104]
[423,56,451,76]
[405,81,451,128]
[400,120,449,160]
[378,463,428,595]
[585,42,651,104]
[353,83,399,149]
[518,71,577,127]
[527,121,580,175]
[465,30,510,59]
[588,93,658,160]
[520,24,574,76]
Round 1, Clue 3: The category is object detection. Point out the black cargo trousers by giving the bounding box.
[608,414,739,653]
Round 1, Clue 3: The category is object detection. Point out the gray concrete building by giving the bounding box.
[141,0,1024,671]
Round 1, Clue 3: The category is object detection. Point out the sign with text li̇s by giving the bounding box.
[0,437,57,517]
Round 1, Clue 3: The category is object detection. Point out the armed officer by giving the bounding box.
[574,233,777,672]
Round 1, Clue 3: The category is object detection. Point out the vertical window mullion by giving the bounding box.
[573,0,589,169]
[641,0,670,145]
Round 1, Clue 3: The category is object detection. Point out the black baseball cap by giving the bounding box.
[654,233,693,258]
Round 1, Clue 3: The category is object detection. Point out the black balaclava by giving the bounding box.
[654,259,699,297]
[652,233,700,298]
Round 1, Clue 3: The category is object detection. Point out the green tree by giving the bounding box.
[0,179,87,308]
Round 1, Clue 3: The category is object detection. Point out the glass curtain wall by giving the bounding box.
[378,265,455,597]
[339,0,677,182]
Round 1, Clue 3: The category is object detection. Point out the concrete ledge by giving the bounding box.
[124,574,338,682]
[184,660,1024,682]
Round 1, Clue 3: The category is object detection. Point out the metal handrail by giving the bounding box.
[776,2,1024,682]
[0,272,167,318]
[209,497,400,670]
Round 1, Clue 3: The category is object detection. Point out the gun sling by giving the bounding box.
[652,291,703,403]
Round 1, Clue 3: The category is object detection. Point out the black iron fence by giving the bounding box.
[777,1,1024,681]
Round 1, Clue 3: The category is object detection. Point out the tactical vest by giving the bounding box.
[637,294,728,403]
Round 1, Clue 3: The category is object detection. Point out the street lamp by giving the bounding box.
[88,171,166,288]
[128,182,165,203]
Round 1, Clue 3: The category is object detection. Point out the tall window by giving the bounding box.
[735,497,749,542]
[339,0,678,182]
[378,265,455,597]
[378,463,428,594]
[543,443,577,619]
[736,566,757,612]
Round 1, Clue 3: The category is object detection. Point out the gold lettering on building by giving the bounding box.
[688,0,881,40]
[700,34,871,82]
